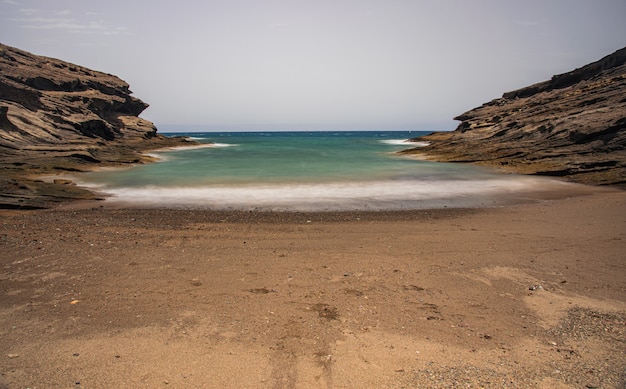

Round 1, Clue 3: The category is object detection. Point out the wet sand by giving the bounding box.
[1,189,625,388]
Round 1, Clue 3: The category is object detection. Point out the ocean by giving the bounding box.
[76,130,581,211]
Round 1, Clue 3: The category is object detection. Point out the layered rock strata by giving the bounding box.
[0,43,194,208]
[403,47,626,187]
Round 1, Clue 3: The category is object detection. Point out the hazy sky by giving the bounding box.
[1,0,625,131]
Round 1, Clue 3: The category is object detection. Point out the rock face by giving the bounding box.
[403,47,626,186]
[0,43,193,208]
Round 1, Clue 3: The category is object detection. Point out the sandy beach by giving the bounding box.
[1,189,625,388]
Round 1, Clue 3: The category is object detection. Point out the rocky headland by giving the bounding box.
[0,43,194,208]
[403,47,626,187]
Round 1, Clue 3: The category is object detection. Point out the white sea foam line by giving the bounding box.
[212,143,239,147]
[380,139,430,147]
[95,177,573,209]
[155,143,220,152]
[380,139,410,145]
[141,142,237,161]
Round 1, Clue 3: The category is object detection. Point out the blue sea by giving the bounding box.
[76,131,581,211]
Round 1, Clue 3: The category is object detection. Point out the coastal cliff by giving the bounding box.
[0,43,193,208]
[403,47,626,186]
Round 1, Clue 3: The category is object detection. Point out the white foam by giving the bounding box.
[380,139,410,145]
[91,176,578,211]
[142,143,238,161]
[212,143,239,147]
[380,139,430,147]
[156,143,217,152]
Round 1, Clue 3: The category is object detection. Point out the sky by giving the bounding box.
[1,1,625,132]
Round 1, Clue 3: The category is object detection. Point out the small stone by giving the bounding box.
[7,354,19,359]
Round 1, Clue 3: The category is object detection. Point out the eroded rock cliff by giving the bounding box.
[0,43,193,208]
[403,47,626,186]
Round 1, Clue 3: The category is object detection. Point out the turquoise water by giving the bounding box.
[87,131,483,185]
[77,131,577,210]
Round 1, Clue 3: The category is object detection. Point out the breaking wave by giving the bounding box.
[91,176,583,211]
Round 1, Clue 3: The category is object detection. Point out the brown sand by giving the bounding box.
[1,190,625,388]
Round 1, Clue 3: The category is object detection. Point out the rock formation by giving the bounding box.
[0,43,194,208]
[402,47,626,187]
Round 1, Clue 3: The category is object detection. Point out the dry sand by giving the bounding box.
[1,190,625,388]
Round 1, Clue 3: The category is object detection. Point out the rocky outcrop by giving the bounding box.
[402,47,626,187]
[0,43,194,208]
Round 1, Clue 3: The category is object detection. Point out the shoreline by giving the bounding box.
[58,174,607,212]
[3,130,623,210]
[0,135,200,209]
[1,190,625,387]
[55,134,608,213]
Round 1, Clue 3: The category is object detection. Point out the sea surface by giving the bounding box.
[76,131,582,211]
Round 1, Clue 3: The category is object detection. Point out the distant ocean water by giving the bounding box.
[77,131,582,211]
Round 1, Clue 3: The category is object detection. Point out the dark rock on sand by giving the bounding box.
[402,47,626,187]
[0,43,195,208]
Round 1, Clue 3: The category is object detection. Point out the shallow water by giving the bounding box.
[77,131,587,210]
